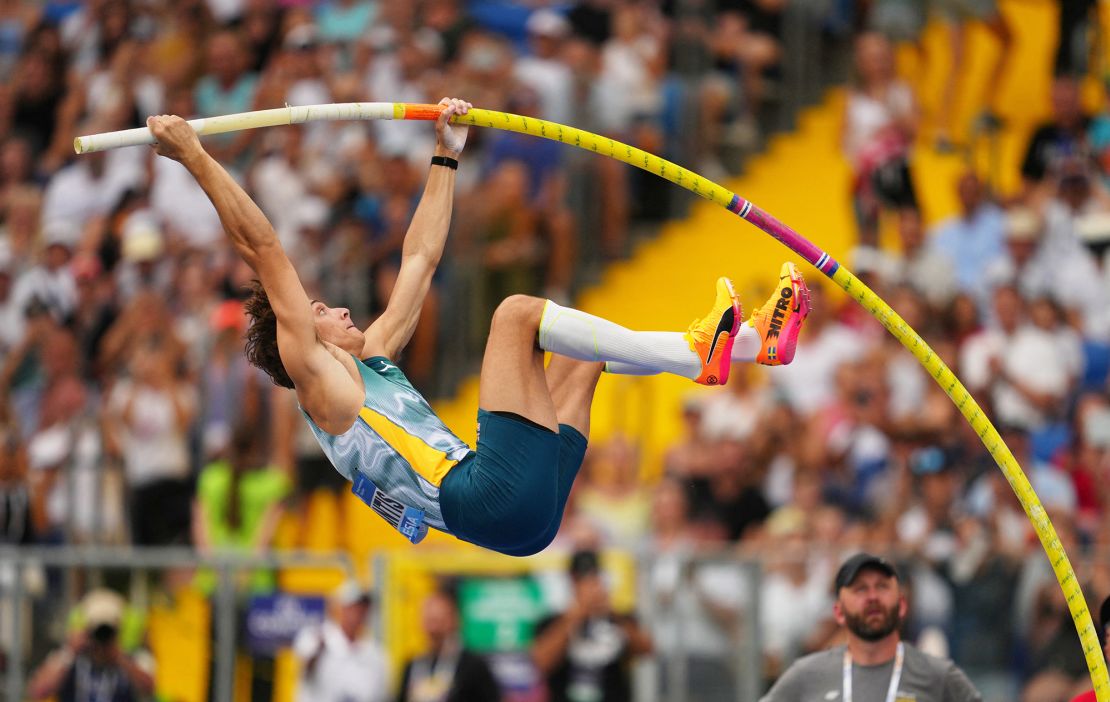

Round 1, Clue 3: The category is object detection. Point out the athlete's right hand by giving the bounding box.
[147,115,204,164]
[435,97,471,158]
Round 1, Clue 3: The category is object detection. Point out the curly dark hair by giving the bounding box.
[243,280,295,389]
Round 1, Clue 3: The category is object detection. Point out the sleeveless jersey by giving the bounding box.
[300,356,474,543]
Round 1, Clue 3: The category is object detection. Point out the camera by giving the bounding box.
[90,623,118,645]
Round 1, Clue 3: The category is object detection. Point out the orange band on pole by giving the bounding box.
[398,104,446,121]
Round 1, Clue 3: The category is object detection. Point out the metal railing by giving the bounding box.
[2,543,1101,702]
[0,547,355,702]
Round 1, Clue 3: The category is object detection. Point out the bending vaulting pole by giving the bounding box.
[76,103,1110,701]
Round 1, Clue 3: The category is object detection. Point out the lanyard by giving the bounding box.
[843,642,904,702]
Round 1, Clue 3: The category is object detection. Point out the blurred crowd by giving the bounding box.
[3,0,1110,701]
[0,0,792,543]
[540,2,1110,701]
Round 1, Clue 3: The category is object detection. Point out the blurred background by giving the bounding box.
[1,0,1110,701]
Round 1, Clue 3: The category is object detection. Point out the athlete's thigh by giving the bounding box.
[545,355,603,437]
[478,295,559,431]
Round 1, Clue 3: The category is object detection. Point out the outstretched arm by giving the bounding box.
[146,116,356,422]
[362,97,471,360]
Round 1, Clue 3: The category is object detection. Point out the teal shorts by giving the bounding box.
[439,409,588,556]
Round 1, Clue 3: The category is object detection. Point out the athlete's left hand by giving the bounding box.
[435,97,471,158]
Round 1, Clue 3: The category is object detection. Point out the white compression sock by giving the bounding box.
[602,323,760,376]
[538,301,703,380]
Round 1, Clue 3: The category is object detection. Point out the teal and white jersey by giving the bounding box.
[300,356,474,543]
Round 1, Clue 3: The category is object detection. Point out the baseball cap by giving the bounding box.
[568,549,601,579]
[121,214,164,262]
[1076,212,1110,247]
[910,445,948,475]
[283,24,318,50]
[332,579,372,607]
[526,9,571,38]
[41,219,79,249]
[210,299,246,333]
[1005,208,1041,243]
[81,589,125,629]
[833,553,898,592]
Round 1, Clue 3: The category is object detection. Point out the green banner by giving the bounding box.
[458,577,544,652]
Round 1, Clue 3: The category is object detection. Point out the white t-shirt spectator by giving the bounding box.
[599,34,662,130]
[150,157,224,249]
[771,323,869,415]
[107,380,195,487]
[11,263,77,326]
[514,55,574,125]
[843,82,915,165]
[41,150,144,230]
[960,324,1075,430]
[293,620,391,702]
[699,388,769,442]
[760,565,831,666]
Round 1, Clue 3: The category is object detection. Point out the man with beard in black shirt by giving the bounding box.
[532,550,652,702]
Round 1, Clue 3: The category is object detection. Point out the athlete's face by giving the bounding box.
[311,299,364,353]
[834,569,906,643]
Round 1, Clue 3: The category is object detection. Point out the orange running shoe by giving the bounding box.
[684,277,742,386]
[750,262,810,366]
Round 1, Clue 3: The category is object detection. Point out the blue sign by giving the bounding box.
[245,594,326,655]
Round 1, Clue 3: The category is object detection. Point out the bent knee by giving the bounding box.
[491,294,546,331]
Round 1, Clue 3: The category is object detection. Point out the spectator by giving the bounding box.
[5,25,68,158]
[10,220,77,331]
[573,436,651,546]
[889,208,959,308]
[481,88,577,303]
[698,438,771,541]
[0,413,42,544]
[315,0,376,46]
[699,364,770,442]
[759,553,982,701]
[664,395,716,479]
[761,526,836,679]
[1021,77,1091,203]
[929,172,1007,300]
[532,549,653,702]
[27,589,156,702]
[194,29,258,163]
[967,424,1076,529]
[397,586,502,702]
[961,285,1076,433]
[646,478,748,702]
[515,10,574,125]
[293,579,390,702]
[0,243,21,355]
[103,336,196,546]
[842,31,919,246]
[191,421,288,573]
[196,300,272,462]
[1069,595,1110,702]
[771,284,869,416]
[24,325,95,542]
[39,147,143,235]
[192,422,288,702]
[195,29,258,119]
[982,208,1062,309]
[147,90,225,251]
[116,211,173,301]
